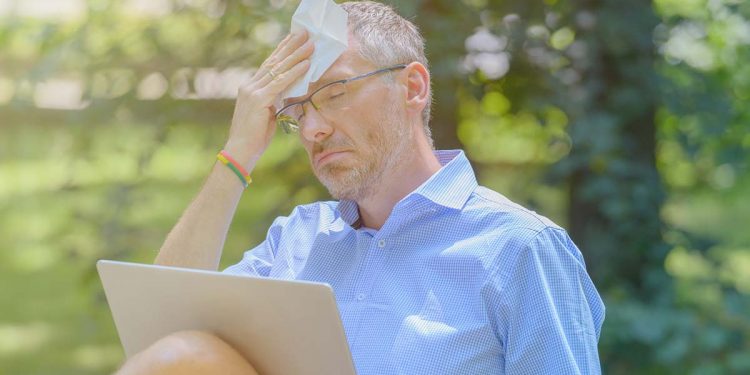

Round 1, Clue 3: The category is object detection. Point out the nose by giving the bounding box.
[299,103,333,143]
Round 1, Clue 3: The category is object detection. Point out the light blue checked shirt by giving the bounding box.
[224,150,605,374]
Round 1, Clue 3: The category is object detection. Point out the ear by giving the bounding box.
[400,62,430,120]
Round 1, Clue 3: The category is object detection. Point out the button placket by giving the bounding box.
[345,231,374,347]
[352,237,389,306]
[348,235,392,353]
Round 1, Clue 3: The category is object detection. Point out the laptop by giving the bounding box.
[97,260,356,375]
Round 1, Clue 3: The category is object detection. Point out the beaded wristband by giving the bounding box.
[217,150,252,188]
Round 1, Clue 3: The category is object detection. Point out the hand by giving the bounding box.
[225,30,313,170]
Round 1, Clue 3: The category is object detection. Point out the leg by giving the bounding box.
[116,330,259,375]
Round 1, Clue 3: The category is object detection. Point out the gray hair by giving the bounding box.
[341,1,433,143]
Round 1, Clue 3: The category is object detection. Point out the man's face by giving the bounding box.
[297,43,412,201]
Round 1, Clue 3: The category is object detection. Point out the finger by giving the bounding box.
[261,32,297,69]
[250,33,297,81]
[274,40,315,78]
[263,31,308,74]
[276,32,295,51]
[260,59,311,99]
[258,31,309,76]
[278,29,308,56]
[257,40,314,86]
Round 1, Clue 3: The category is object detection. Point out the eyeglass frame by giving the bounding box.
[274,64,408,133]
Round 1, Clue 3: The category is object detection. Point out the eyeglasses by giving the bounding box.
[275,64,407,133]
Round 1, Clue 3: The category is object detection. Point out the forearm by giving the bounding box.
[153,30,312,270]
[154,160,248,270]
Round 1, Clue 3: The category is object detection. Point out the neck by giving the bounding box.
[355,135,442,230]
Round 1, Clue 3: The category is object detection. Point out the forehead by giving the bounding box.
[319,37,372,82]
[285,36,374,103]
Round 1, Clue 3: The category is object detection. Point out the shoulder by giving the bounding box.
[463,186,563,248]
[470,186,559,230]
[461,186,587,278]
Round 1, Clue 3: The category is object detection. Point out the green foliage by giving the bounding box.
[446,0,750,372]
[0,0,748,373]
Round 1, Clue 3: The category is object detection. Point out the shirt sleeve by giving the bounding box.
[487,227,605,374]
[221,215,288,277]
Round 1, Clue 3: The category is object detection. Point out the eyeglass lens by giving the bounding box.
[277,82,349,133]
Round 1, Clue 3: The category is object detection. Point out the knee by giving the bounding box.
[118,330,257,375]
[154,330,231,362]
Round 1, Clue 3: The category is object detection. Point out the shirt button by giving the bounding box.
[377,239,386,248]
[356,293,366,301]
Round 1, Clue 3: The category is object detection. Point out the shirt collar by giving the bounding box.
[411,149,478,210]
[337,199,362,229]
[336,149,478,227]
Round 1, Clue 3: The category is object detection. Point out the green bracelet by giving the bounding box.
[216,151,251,188]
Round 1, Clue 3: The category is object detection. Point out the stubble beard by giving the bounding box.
[315,102,412,202]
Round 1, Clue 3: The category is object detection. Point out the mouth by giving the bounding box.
[314,150,352,168]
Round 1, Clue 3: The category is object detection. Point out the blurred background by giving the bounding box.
[0,0,748,373]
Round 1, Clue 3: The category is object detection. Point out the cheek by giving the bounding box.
[365,125,380,146]
[337,109,371,140]
[333,99,388,150]
[346,113,381,153]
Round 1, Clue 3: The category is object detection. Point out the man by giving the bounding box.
[118,1,604,374]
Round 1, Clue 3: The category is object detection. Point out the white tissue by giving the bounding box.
[282,0,349,100]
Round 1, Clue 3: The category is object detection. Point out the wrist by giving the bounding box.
[222,139,263,171]
[216,150,252,189]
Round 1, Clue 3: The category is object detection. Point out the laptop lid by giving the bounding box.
[97,260,356,375]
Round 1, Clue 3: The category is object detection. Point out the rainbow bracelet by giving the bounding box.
[217,150,252,188]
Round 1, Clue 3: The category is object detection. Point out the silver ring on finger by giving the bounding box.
[268,68,278,79]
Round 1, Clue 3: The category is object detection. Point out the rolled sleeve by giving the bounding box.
[222,215,287,277]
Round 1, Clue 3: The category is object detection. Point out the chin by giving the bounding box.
[328,186,373,202]
[317,168,373,201]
